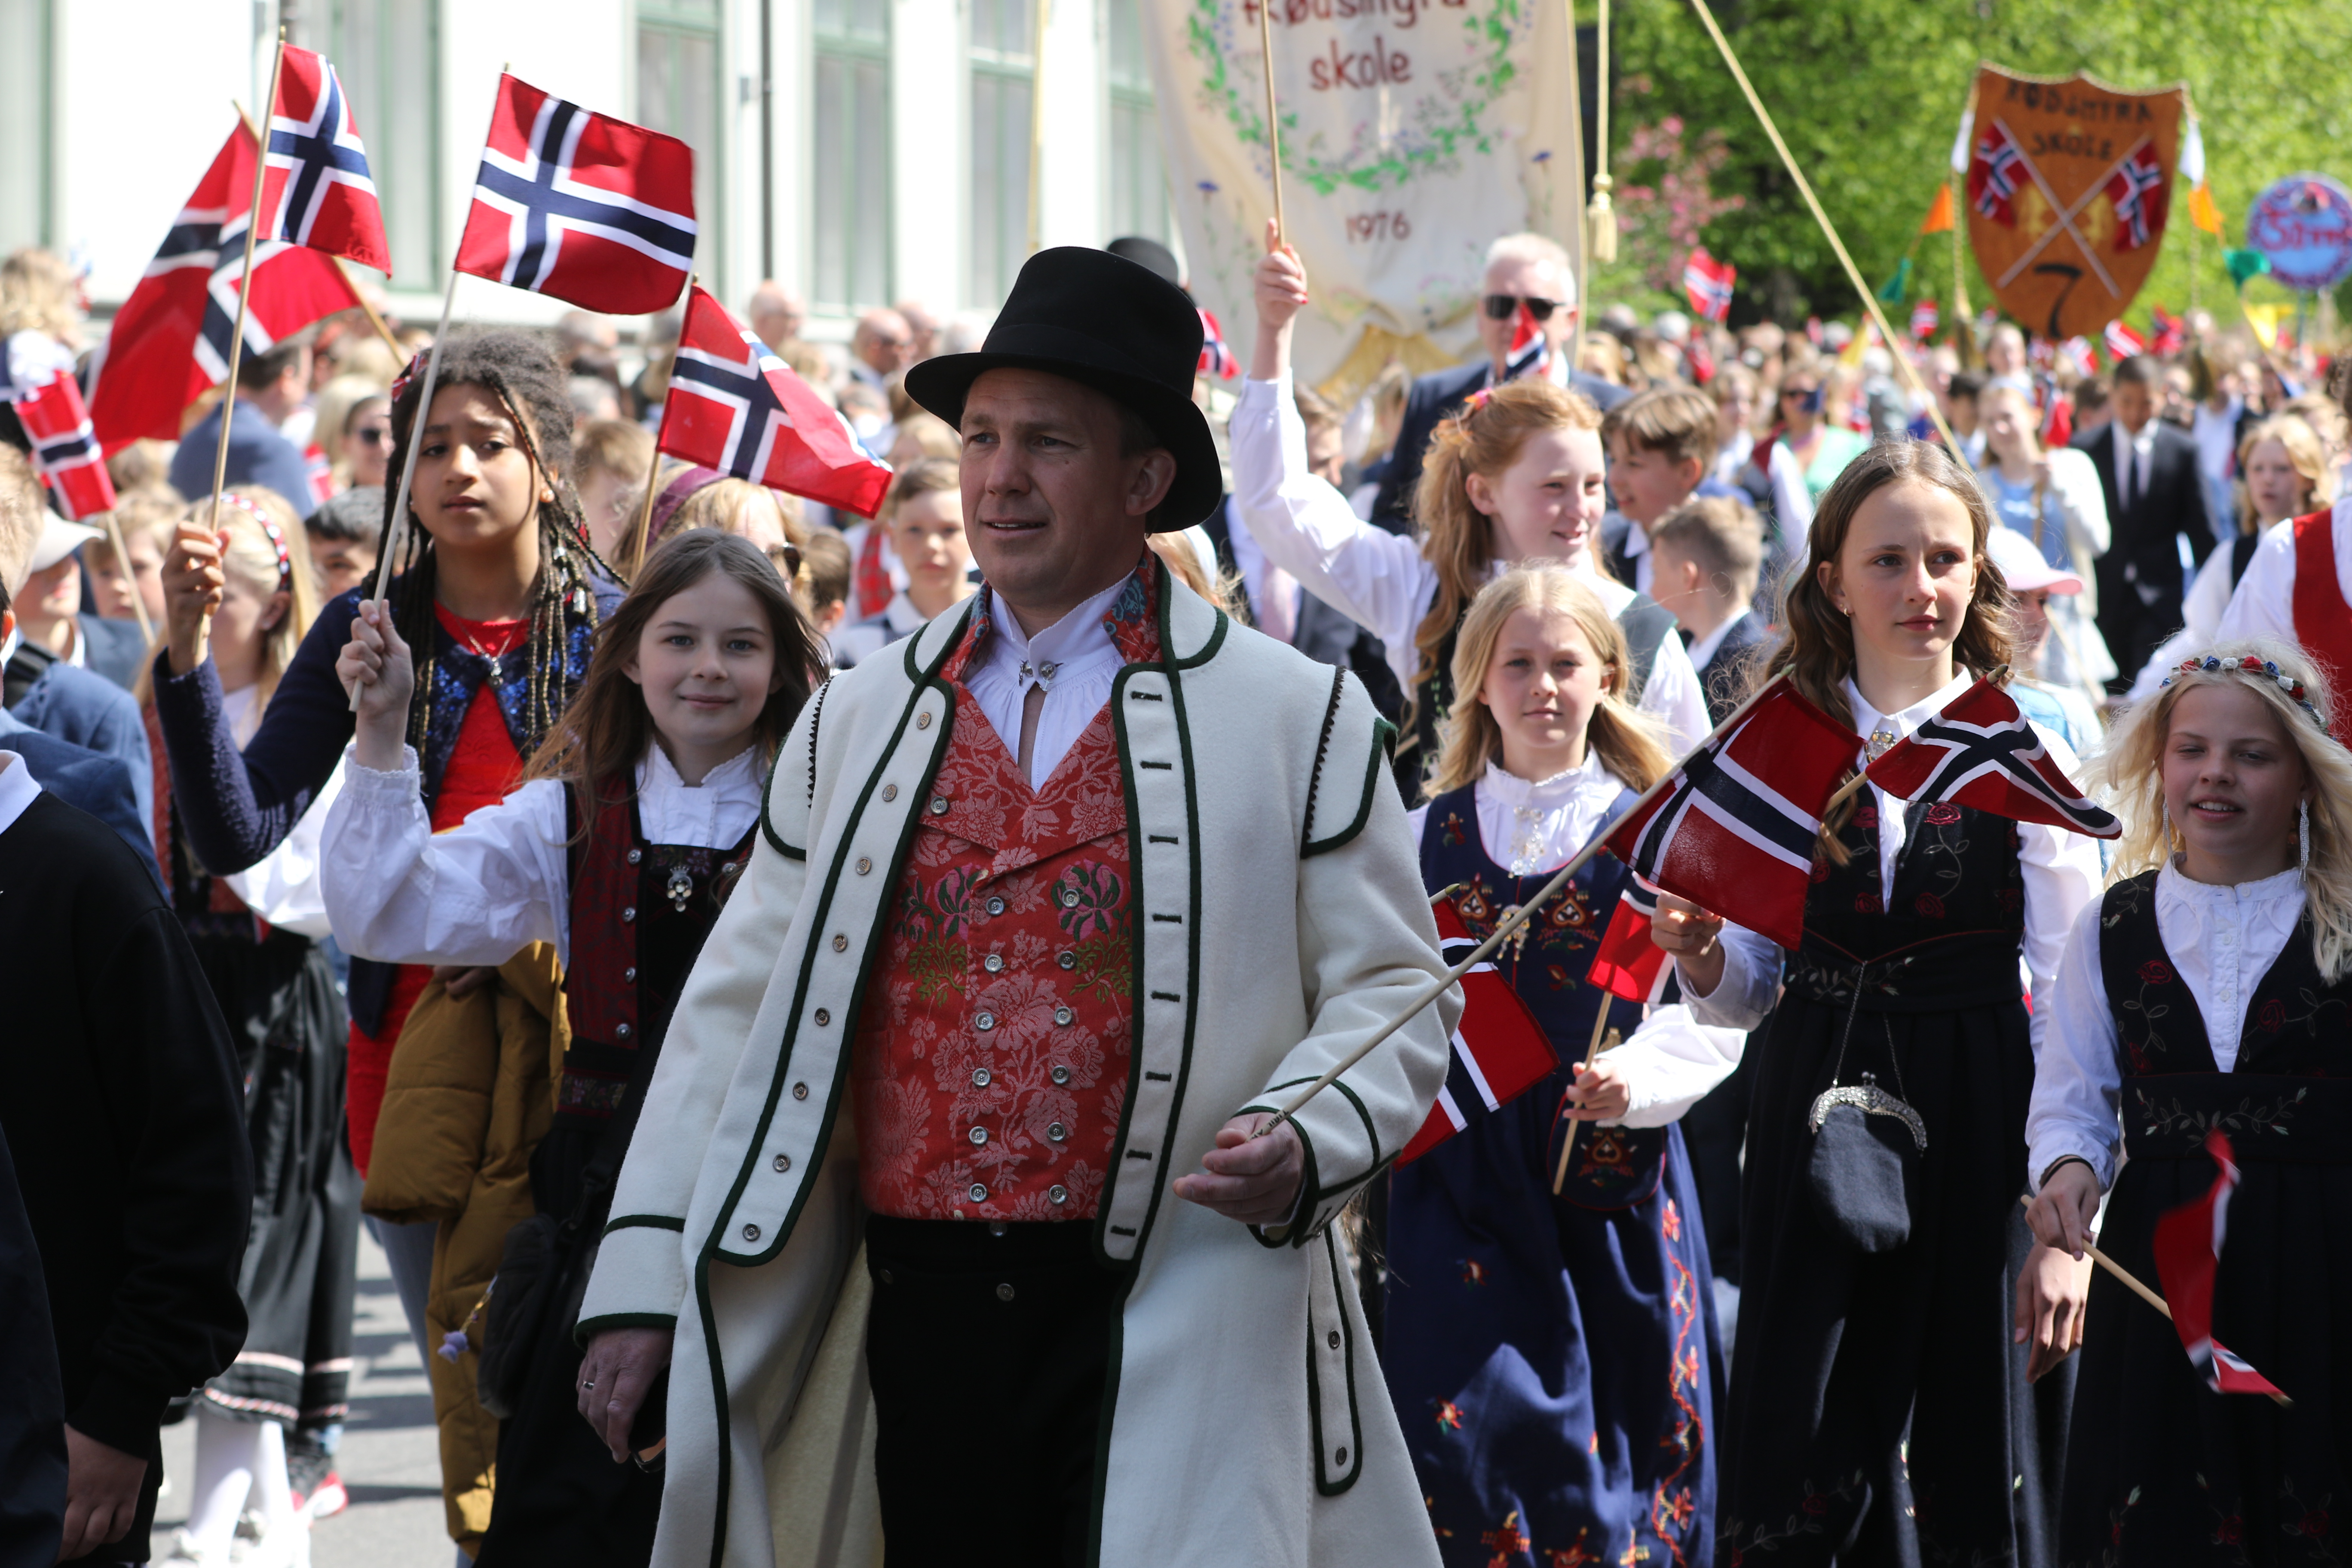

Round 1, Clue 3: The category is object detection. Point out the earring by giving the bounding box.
[2162,800,2179,859]
[2300,799,2312,872]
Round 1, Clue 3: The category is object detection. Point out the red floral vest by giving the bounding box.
[851,560,1162,1221]
[2291,507,2352,699]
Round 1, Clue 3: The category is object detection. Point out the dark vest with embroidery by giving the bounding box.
[557,778,756,1125]
[2099,870,2352,1163]
[1393,594,1678,801]
[1418,782,1659,1207]
[1782,796,2025,1011]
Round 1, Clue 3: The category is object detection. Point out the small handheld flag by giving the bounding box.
[1909,299,1941,342]
[2104,319,2147,363]
[1504,301,1551,382]
[2150,306,2187,357]
[1862,677,2121,839]
[2152,1130,2289,1402]
[455,74,697,315]
[1683,247,1736,324]
[1197,308,1238,380]
[260,45,391,274]
[1396,900,1560,1167]
[16,373,118,521]
[1586,877,1671,1004]
[661,285,893,518]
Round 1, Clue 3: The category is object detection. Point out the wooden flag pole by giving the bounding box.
[199,27,287,673]
[1252,671,1792,1144]
[623,277,695,580]
[1681,0,1960,456]
[99,512,154,644]
[1257,0,1285,242]
[1551,1017,1620,1195]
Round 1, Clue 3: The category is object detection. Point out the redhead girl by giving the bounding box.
[2028,641,2352,1562]
[1660,440,2102,1564]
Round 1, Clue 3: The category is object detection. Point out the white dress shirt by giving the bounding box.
[962,575,1133,789]
[1615,515,1655,596]
[2110,416,2160,510]
[827,591,942,671]
[1681,603,1754,675]
[1228,370,1711,750]
[1679,670,2104,1062]
[1404,756,1746,1127]
[2026,864,2306,1190]
[0,750,40,836]
[2131,521,2275,698]
[322,743,764,970]
[2217,494,2352,648]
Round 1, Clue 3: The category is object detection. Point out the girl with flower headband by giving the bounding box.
[1234,228,1708,801]
[133,485,350,1565]
[2026,639,2352,1560]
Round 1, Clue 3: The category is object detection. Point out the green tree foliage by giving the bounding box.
[1590,0,2352,328]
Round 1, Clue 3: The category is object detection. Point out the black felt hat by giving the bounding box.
[903,246,1219,532]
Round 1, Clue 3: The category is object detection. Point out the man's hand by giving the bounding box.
[1651,892,1726,998]
[1173,1114,1305,1226]
[1562,1056,1633,1122]
[2013,1242,2093,1383]
[57,1426,146,1564]
[578,1326,674,1463]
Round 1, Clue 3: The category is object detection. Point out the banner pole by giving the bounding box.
[199,27,286,673]
[1682,0,1960,455]
[1257,0,1285,242]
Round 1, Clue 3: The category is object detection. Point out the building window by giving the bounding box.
[329,0,436,284]
[968,0,1034,309]
[1105,0,1168,245]
[639,0,722,307]
[0,0,51,251]
[811,0,889,312]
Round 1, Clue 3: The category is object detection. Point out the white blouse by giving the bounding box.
[320,743,765,971]
[1406,757,1746,1129]
[1678,669,2104,1062]
[2217,493,2352,647]
[1228,371,1712,750]
[2027,864,2307,1190]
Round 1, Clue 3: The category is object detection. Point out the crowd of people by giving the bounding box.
[2,208,2347,1568]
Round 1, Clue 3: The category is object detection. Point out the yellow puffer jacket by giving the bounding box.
[361,946,565,1553]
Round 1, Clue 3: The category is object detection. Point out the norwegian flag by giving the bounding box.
[2105,145,2168,252]
[1503,300,1551,383]
[1804,315,1825,347]
[2059,337,2099,378]
[1197,308,1237,380]
[16,374,117,521]
[1968,122,2025,226]
[1864,677,2120,839]
[88,122,361,448]
[2150,305,2187,357]
[1683,247,1736,324]
[1397,900,1560,1167]
[302,442,336,505]
[2151,1130,2288,1402]
[661,285,893,518]
[2104,319,2147,364]
[1909,298,1940,342]
[1586,877,1671,1004]
[260,46,390,274]
[1604,680,1861,952]
[455,74,697,315]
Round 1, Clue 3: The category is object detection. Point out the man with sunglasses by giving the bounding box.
[1367,233,1629,535]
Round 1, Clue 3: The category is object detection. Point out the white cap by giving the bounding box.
[28,515,100,574]
[1987,525,2082,594]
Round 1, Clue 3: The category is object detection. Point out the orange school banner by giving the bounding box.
[1963,64,2186,340]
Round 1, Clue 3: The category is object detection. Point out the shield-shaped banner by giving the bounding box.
[1965,64,2186,340]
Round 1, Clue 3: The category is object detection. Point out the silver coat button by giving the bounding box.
[1061,888,1080,907]
[930,795,949,815]
[1054,1006,1073,1026]
[622,906,636,922]
[969,1126,988,1145]
[1048,1184,1068,1204]
[974,1011,995,1031]
[627,848,643,865]
[814,1008,831,1026]
[616,1023,633,1040]
[882,784,898,802]
[622,966,637,983]
[995,1283,1015,1302]
[967,1182,986,1202]
[1050,1064,1070,1085]
[855,856,872,875]
[832,934,848,952]
[741,1223,760,1243]
[1058,951,1076,970]
[1047,1122,1067,1142]
[917,711,932,729]
[793,1082,809,1100]
[986,896,1005,916]
[984,953,1004,973]
[1327,1329,1341,1350]
[773,1153,792,1173]
[972,1067,992,1087]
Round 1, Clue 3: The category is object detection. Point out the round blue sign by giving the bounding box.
[2246,173,2352,292]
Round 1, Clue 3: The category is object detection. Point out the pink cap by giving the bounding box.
[1987,526,2082,595]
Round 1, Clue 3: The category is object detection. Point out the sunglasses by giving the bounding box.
[766,542,804,578]
[1483,294,1564,322]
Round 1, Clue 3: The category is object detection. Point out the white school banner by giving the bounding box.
[1140,0,1586,386]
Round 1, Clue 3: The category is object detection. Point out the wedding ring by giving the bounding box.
[580,1379,596,1390]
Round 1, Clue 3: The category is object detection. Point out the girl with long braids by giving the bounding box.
[152,329,622,1415]
[1655,441,2102,1564]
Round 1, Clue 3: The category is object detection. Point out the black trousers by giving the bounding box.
[863,1216,1124,1567]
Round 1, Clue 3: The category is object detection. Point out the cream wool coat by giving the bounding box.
[578,574,1458,1568]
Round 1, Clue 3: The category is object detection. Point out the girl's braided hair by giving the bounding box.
[363,328,615,758]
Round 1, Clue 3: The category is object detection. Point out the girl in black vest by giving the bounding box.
[323,529,824,1564]
[2028,639,2352,1562]
[1659,440,2102,1565]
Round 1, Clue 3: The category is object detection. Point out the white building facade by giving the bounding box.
[0,0,1176,335]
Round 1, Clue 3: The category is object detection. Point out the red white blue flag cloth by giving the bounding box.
[1862,677,2121,839]
[1196,308,1237,380]
[1684,247,1736,324]
[1604,679,1860,952]
[1909,298,1940,342]
[260,46,391,275]
[2105,144,2168,252]
[2151,305,2188,357]
[455,74,697,315]
[89,122,361,449]
[1397,899,1559,1167]
[17,372,117,521]
[1503,300,1550,383]
[1968,122,2026,226]
[2152,1130,2289,1402]
[2104,319,2147,364]
[1586,876,1671,1004]
[660,285,894,519]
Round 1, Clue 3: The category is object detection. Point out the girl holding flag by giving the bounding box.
[1390,561,1743,1567]
[2027,640,2352,1561]
[1658,441,2103,1564]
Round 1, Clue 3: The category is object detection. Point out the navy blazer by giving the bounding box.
[74,616,147,692]
[3,657,154,840]
[1694,607,1772,725]
[1370,360,1632,533]
[0,717,164,891]
[167,398,318,521]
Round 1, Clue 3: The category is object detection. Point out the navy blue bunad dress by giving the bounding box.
[1387,782,1724,1568]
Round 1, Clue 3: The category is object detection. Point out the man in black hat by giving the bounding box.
[575,247,1457,1566]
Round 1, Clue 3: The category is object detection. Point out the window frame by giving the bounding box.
[966,0,1036,311]
[326,0,440,286]
[808,0,892,314]
[636,0,726,306]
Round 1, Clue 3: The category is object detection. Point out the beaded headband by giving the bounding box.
[217,493,292,592]
[389,349,426,409]
[2158,652,2329,735]
[1463,385,1497,415]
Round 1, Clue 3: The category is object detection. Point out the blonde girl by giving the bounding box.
[1662,439,2103,1562]
[1388,562,1742,1566]
[1233,229,1708,801]
[2027,640,2352,1560]
[1976,381,2117,694]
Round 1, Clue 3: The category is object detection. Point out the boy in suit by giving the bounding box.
[1645,496,1770,725]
